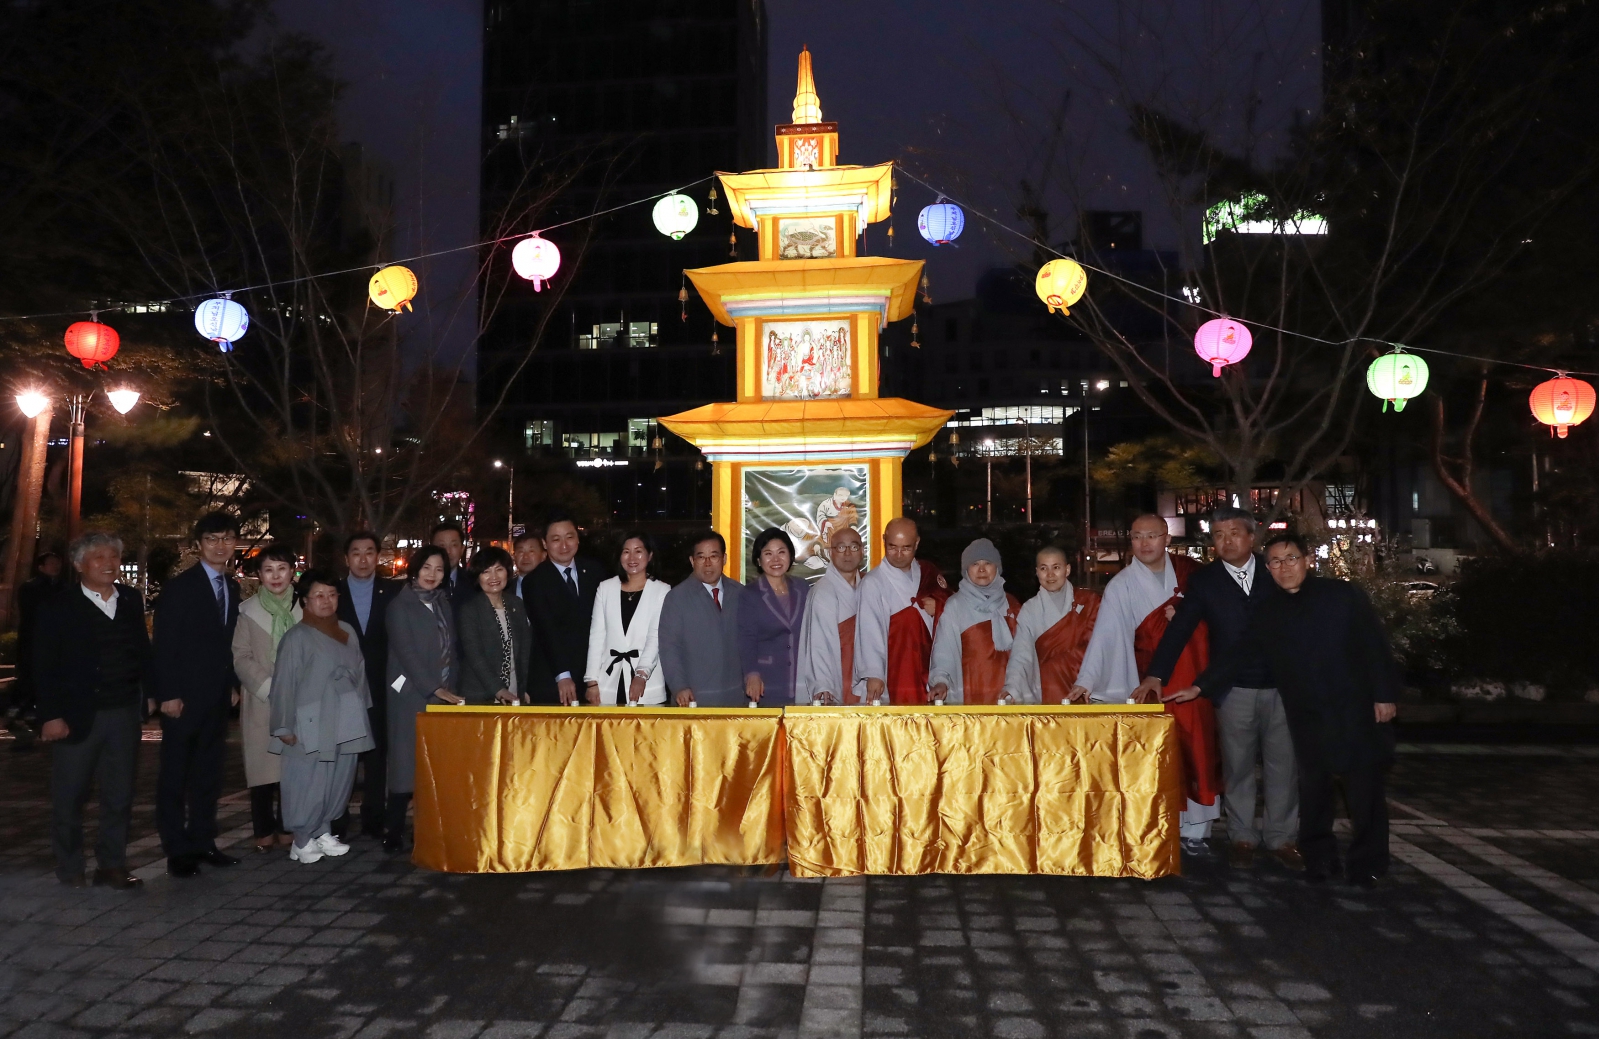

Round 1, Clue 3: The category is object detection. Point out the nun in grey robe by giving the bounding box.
[269,620,375,853]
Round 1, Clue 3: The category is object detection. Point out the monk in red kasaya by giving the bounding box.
[928,539,1022,705]
[1004,546,1101,704]
[1073,514,1224,858]
[854,518,937,705]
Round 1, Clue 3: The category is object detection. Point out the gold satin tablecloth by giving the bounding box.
[782,705,1182,879]
[413,706,786,873]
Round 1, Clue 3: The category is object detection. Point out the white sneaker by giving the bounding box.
[315,834,350,857]
[289,840,324,864]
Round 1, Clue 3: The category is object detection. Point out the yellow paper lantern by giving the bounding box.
[369,265,418,313]
[1035,258,1087,314]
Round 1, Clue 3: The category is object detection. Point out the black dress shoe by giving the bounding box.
[93,868,144,890]
[381,834,405,855]
[1347,872,1382,890]
[168,855,201,878]
[57,872,87,888]
[200,850,240,868]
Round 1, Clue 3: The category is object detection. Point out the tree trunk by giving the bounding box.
[1429,381,1518,554]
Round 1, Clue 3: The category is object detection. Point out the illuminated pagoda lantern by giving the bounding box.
[661,48,952,580]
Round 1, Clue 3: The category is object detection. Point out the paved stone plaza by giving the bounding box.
[1,727,1596,1039]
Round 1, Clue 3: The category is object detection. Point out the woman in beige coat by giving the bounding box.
[231,543,300,852]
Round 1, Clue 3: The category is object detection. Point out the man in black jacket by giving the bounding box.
[523,509,603,705]
[1137,507,1302,871]
[1164,532,1400,885]
[152,512,243,877]
[37,533,154,889]
[335,531,401,838]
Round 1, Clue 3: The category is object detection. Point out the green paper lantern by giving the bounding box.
[1366,350,1430,412]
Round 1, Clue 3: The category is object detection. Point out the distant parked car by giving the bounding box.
[1403,581,1440,598]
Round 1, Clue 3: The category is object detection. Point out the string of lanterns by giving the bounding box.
[898,177,1594,441]
[18,164,1598,443]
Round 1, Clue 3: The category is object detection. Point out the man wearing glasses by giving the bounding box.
[152,512,244,878]
[1162,532,1400,887]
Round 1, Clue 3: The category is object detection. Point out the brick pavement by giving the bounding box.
[1,728,1596,1038]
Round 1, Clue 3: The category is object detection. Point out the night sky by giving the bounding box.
[271,0,1320,367]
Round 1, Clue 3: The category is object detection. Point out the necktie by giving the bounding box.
[711,586,721,610]
[1229,565,1250,595]
[213,573,226,621]
[564,567,579,599]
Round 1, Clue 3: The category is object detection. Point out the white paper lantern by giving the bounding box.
[653,193,700,240]
[194,297,250,351]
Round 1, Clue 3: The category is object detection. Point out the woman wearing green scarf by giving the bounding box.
[232,543,302,851]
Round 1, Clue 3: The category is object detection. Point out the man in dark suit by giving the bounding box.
[335,531,400,839]
[1165,533,1400,886]
[1136,506,1303,872]
[152,511,243,877]
[37,533,154,889]
[510,526,546,601]
[430,520,473,607]
[522,509,604,705]
[10,550,64,741]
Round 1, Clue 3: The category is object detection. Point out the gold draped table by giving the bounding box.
[413,706,787,873]
[413,704,1181,879]
[782,705,1182,879]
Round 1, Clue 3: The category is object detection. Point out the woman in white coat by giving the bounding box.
[584,531,670,705]
[231,543,301,852]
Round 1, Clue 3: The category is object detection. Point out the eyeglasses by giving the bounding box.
[1129,532,1167,541]
[200,533,237,546]
[1266,554,1304,569]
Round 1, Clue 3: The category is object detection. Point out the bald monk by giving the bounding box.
[1073,513,1222,856]
[928,539,1022,705]
[854,518,937,705]
[1004,546,1101,704]
[796,526,865,704]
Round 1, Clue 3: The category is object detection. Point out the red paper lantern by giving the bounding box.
[1528,375,1596,439]
[64,320,120,369]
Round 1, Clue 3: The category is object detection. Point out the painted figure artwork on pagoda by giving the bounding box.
[661,46,953,581]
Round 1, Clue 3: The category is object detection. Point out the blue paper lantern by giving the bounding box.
[194,297,249,351]
[918,200,965,246]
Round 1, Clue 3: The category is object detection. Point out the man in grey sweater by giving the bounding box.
[660,532,747,707]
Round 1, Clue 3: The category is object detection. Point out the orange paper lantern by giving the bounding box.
[64,320,120,369]
[1528,375,1596,438]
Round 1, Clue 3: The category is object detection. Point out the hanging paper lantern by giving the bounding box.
[918,201,965,246]
[368,265,418,313]
[1365,350,1430,412]
[193,297,249,351]
[652,194,699,240]
[64,320,120,369]
[1529,375,1596,439]
[1034,258,1087,314]
[512,236,561,291]
[1193,317,1252,377]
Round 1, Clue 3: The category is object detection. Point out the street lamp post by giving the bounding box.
[18,388,140,556]
[493,460,514,546]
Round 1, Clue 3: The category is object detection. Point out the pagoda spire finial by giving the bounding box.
[792,46,822,124]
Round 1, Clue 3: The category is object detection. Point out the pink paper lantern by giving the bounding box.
[1194,318,1252,377]
[512,236,561,291]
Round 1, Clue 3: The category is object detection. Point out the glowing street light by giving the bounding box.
[15,392,48,419]
[106,388,141,415]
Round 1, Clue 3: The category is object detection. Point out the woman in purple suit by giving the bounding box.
[738,528,810,706]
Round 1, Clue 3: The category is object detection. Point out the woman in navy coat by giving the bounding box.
[738,528,809,706]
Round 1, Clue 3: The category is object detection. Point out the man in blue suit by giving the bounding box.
[1137,506,1303,872]
[152,512,243,877]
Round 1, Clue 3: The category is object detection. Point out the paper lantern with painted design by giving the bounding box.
[1034,258,1087,314]
[918,201,964,246]
[368,265,418,313]
[1366,350,1430,412]
[1529,376,1596,438]
[1193,318,1252,377]
[194,297,249,351]
[64,320,120,369]
[512,236,561,291]
[652,194,699,240]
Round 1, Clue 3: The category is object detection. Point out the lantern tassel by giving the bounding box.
[1211,361,1223,378]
